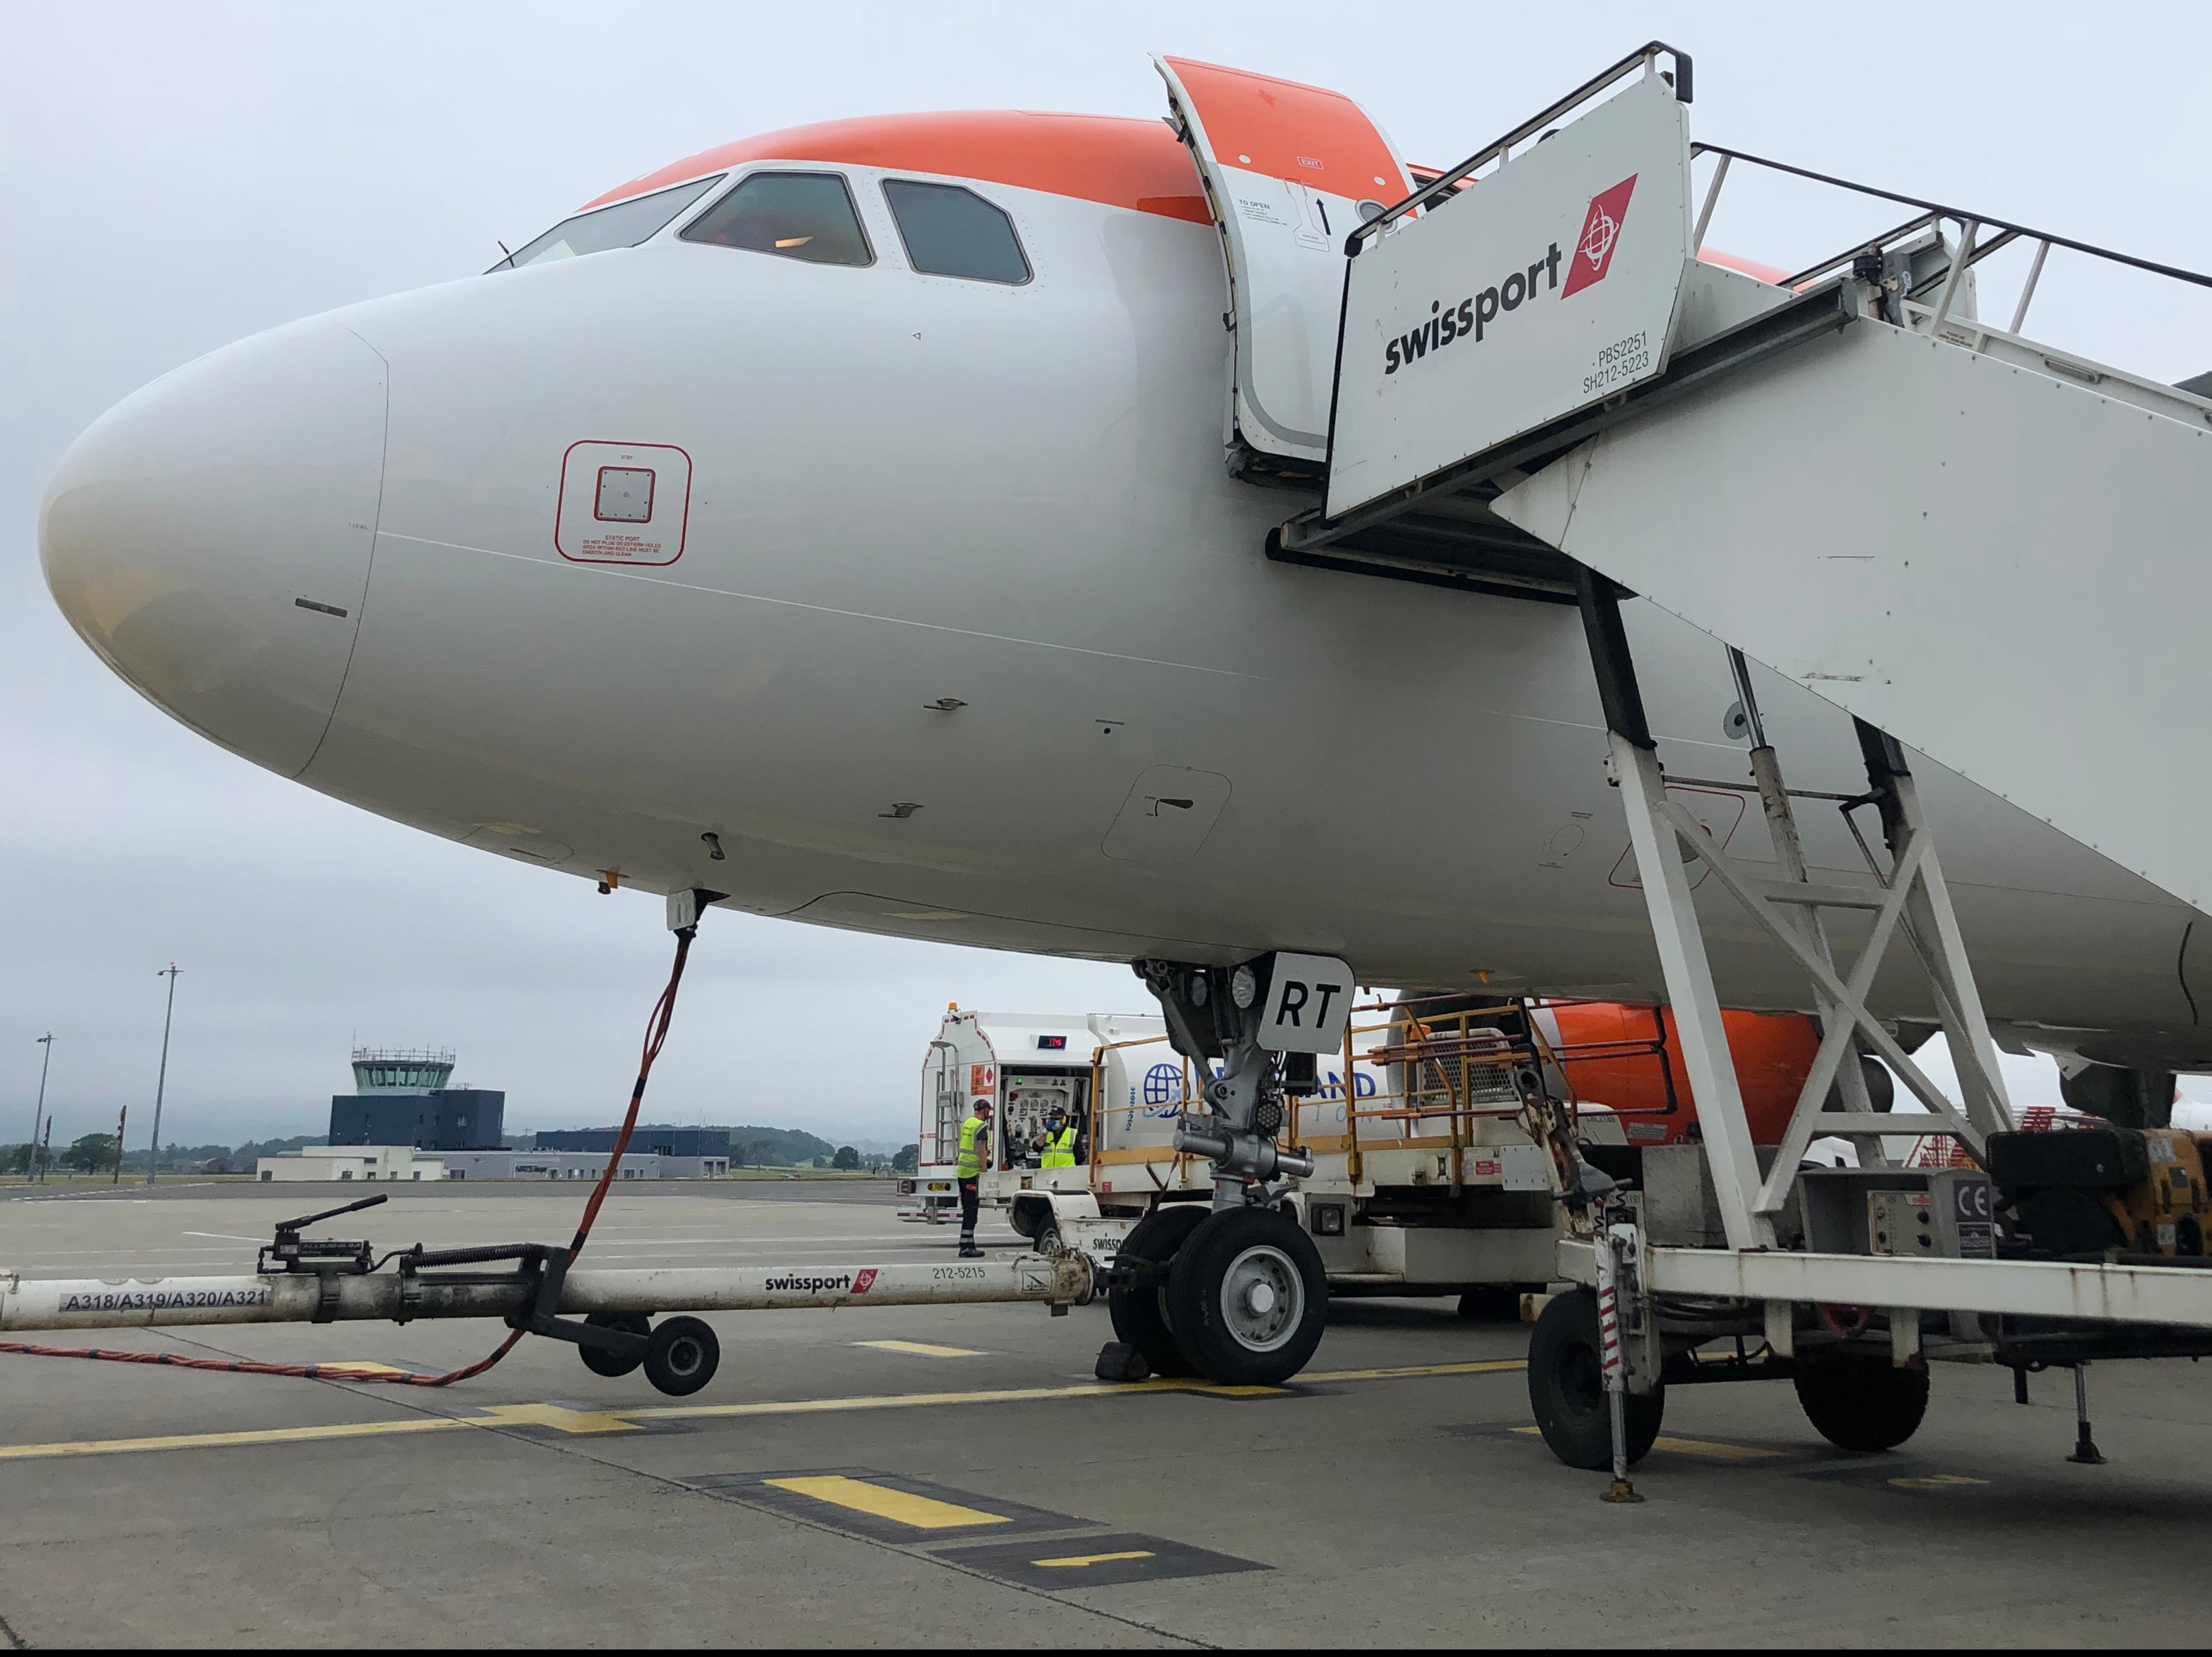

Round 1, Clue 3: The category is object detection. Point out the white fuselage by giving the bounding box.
[38,142,2199,1046]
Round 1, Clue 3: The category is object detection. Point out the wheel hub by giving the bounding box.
[1218,1243,1302,1351]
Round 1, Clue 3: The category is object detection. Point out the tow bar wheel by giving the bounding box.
[643,1315,720,1396]
[1166,1206,1328,1386]
[578,1312,650,1378]
[1527,1288,1664,1470]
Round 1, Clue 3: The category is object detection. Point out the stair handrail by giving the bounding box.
[1345,40,1694,256]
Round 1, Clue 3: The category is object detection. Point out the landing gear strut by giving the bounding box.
[1134,957,1318,1193]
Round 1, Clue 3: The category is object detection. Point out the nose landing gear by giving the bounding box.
[1114,953,1352,1387]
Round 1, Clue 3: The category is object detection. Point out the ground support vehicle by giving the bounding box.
[899,1002,1672,1317]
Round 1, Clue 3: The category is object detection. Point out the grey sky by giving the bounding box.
[6,2,2209,1152]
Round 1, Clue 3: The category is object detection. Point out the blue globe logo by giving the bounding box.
[1142,1063,1185,1108]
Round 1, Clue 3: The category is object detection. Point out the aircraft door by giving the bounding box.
[1155,56,1414,469]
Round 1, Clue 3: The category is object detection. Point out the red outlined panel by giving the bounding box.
[556,441,691,566]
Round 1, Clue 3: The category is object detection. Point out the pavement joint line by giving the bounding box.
[0,1357,1529,1461]
[1298,1359,1525,1383]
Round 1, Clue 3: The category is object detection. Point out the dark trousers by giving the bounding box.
[958,1177,980,1243]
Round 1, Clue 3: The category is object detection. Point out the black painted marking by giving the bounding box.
[294,598,350,618]
[936,1531,1269,1590]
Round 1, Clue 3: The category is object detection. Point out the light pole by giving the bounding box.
[27,1033,52,1182]
[146,965,181,1185]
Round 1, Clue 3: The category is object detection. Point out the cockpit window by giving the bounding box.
[679,172,873,266]
[880,181,1031,285]
[493,176,726,272]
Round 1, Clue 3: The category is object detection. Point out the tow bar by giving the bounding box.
[1,1194,1096,1395]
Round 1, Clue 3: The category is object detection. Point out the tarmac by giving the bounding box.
[3,1178,2210,1647]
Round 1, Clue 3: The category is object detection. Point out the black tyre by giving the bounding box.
[1108,1203,1209,1378]
[1526,1288,1663,1471]
[643,1315,720,1397]
[579,1312,650,1378]
[1793,1359,1929,1453]
[1166,1207,1328,1386]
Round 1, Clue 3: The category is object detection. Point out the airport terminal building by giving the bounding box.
[263,1053,730,1178]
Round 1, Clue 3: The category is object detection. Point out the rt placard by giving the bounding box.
[1326,73,1693,518]
[1258,952,1355,1054]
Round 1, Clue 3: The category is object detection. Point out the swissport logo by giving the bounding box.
[1562,174,1637,297]
[852,1268,878,1294]
[765,1271,855,1294]
[1380,172,1639,377]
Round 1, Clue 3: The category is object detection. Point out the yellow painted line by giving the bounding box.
[1033,1550,1155,1569]
[638,1377,1278,1423]
[473,1402,642,1435]
[0,1416,464,1461]
[1890,1473,1987,1490]
[853,1340,987,1358]
[1649,1434,1782,1461]
[764,1474,1010,1530]
[1301,1360,1525,1383]
[0,1358,1520,1464]
[1508,1426,1780,1461]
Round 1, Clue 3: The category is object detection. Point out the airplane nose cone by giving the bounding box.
[40,318,387,776]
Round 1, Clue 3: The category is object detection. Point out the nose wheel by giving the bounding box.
[1165,1206,1328,1386]
[1107,1203,1211,1378]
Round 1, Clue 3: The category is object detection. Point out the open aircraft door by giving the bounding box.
[1155,56,1414,471]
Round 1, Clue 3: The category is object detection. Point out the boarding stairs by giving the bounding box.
[1166,42,2212,1322]
[1269,46,2212,914]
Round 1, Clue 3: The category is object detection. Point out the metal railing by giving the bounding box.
[1080,993,1685,1187]
[1688,142,2212,345]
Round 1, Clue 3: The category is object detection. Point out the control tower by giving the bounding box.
[350,1046,456,1093]
[329,1046,505,1150]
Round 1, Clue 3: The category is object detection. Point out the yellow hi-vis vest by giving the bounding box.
[1040,1126,1078,1169]
[957,1114,989,1176]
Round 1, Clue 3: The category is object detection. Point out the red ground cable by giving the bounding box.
[0,926,698,1386]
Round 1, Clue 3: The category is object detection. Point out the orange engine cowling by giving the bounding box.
[1540,1003,1828,1148]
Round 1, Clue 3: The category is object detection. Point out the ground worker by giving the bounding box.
[1038,1108,1078,1173]
[956,1099,994,1258]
